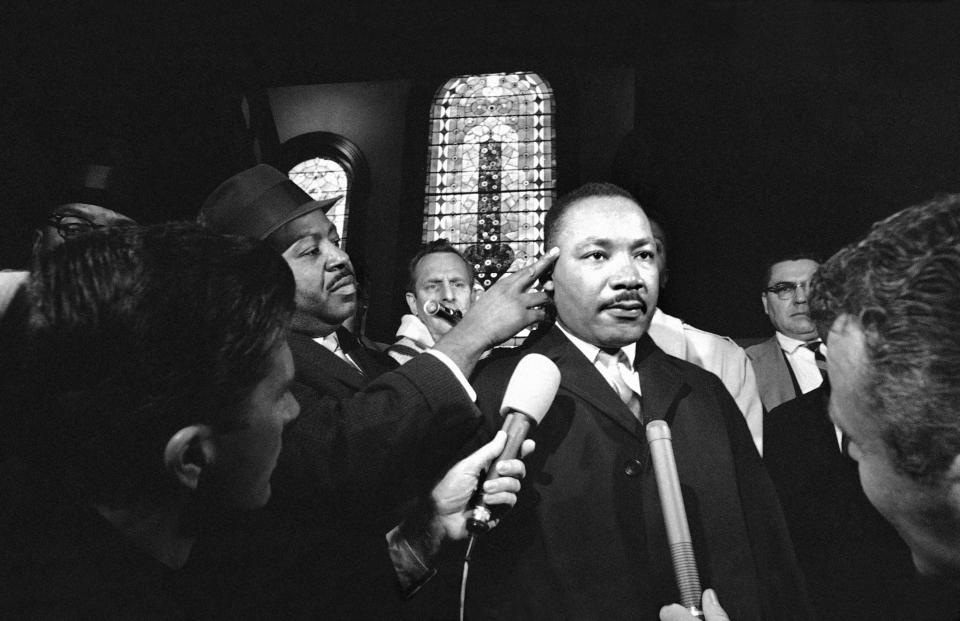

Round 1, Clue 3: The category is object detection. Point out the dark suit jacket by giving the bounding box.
[184,328,483,620]
[746,335,798,412]
[466,326,813,621]
[765,390,960,621]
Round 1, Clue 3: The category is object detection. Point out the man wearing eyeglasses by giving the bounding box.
[33,163,136,255]
[746,253,824,414]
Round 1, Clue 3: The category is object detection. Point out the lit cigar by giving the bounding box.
[423,299,463,325]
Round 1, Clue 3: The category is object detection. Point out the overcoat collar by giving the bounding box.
[526,325,685,437]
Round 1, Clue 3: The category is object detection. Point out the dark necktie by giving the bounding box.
[805,340,829,390]
[807,340,851,457]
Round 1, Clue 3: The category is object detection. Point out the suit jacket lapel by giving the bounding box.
[530,326,643,437]
[288,330,367,391]
[334,327,396,378]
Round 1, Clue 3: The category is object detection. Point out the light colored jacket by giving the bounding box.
[648,308,765,454]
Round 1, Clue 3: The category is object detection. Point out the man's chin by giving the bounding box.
[594,323,648,349]
[322,303,357,326]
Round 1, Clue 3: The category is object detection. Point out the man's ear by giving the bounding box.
[164,425,215,491]
[405,292,420,317]
[761,293,769,315]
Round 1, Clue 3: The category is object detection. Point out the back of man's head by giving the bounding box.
[7,223,296,508]
[810,194,960,479]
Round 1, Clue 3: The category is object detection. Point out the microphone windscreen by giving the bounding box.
[499,353,561,423]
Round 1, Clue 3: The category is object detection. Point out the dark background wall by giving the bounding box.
[3,1,959,340]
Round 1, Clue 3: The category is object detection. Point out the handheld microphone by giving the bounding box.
[466,353,560,534]
[646,420,704,619]
[423,299,463,325]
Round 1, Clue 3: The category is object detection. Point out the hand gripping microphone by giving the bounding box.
[646,420,705,619]
[466,353,560,534]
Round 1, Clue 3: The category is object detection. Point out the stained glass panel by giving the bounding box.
[288,157,349,242]
[424,71,556,346]
[424,72,556,287]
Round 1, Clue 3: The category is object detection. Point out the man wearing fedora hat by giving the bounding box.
[193,163,556,618]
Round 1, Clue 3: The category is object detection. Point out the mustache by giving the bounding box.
[606,290,648,314]
[328,267,355,290]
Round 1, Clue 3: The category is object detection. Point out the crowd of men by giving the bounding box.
[2,159,960,621]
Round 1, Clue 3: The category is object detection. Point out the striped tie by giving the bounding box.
[596,349,642,419]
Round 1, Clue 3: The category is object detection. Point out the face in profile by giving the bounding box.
[206,341,299,510]
[271,210,357,329]
[36,203,136,254]
[406,251,475,341]
[827,314,960,578]
[762,259,820,341]
[547,196,660,349]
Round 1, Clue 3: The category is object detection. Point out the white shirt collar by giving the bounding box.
[556,321,637,367]
[775,331,817,355]
[314,331,341,353]
[394,314,436,349]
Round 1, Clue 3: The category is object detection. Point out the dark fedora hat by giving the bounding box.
[199,164,340,240]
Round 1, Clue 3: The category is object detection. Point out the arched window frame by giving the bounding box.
[279,132,370,253]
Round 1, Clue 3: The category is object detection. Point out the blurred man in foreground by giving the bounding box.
[812,195,960,578]
[663,194,960,620]
[0,223,299,617]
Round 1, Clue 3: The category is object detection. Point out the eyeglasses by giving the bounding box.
[45,213,106,241]
[764,281,811,300]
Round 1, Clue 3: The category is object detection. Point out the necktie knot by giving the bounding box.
[596,349,641,419]
[597,348,626,368]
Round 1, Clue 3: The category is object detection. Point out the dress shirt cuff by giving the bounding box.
[425,349,477,402]
[386,523,439,598]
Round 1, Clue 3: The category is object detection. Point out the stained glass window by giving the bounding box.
[424,72,556,292]
[288,157,350,243]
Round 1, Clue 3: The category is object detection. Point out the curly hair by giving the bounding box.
[809,195,960,480]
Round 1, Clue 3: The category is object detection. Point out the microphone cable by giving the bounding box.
[459,534,479,621]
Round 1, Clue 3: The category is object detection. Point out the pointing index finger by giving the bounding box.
[522,247,559,283]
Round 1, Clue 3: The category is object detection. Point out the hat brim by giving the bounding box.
[258,195,342,241]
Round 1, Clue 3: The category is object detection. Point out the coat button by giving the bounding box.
[623,458,643,477]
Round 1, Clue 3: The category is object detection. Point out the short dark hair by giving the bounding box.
[7,223,295,506]
[759,250,823,292]
[544,182,640,250]
[810,194,960,480]
[406,238,475,292]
